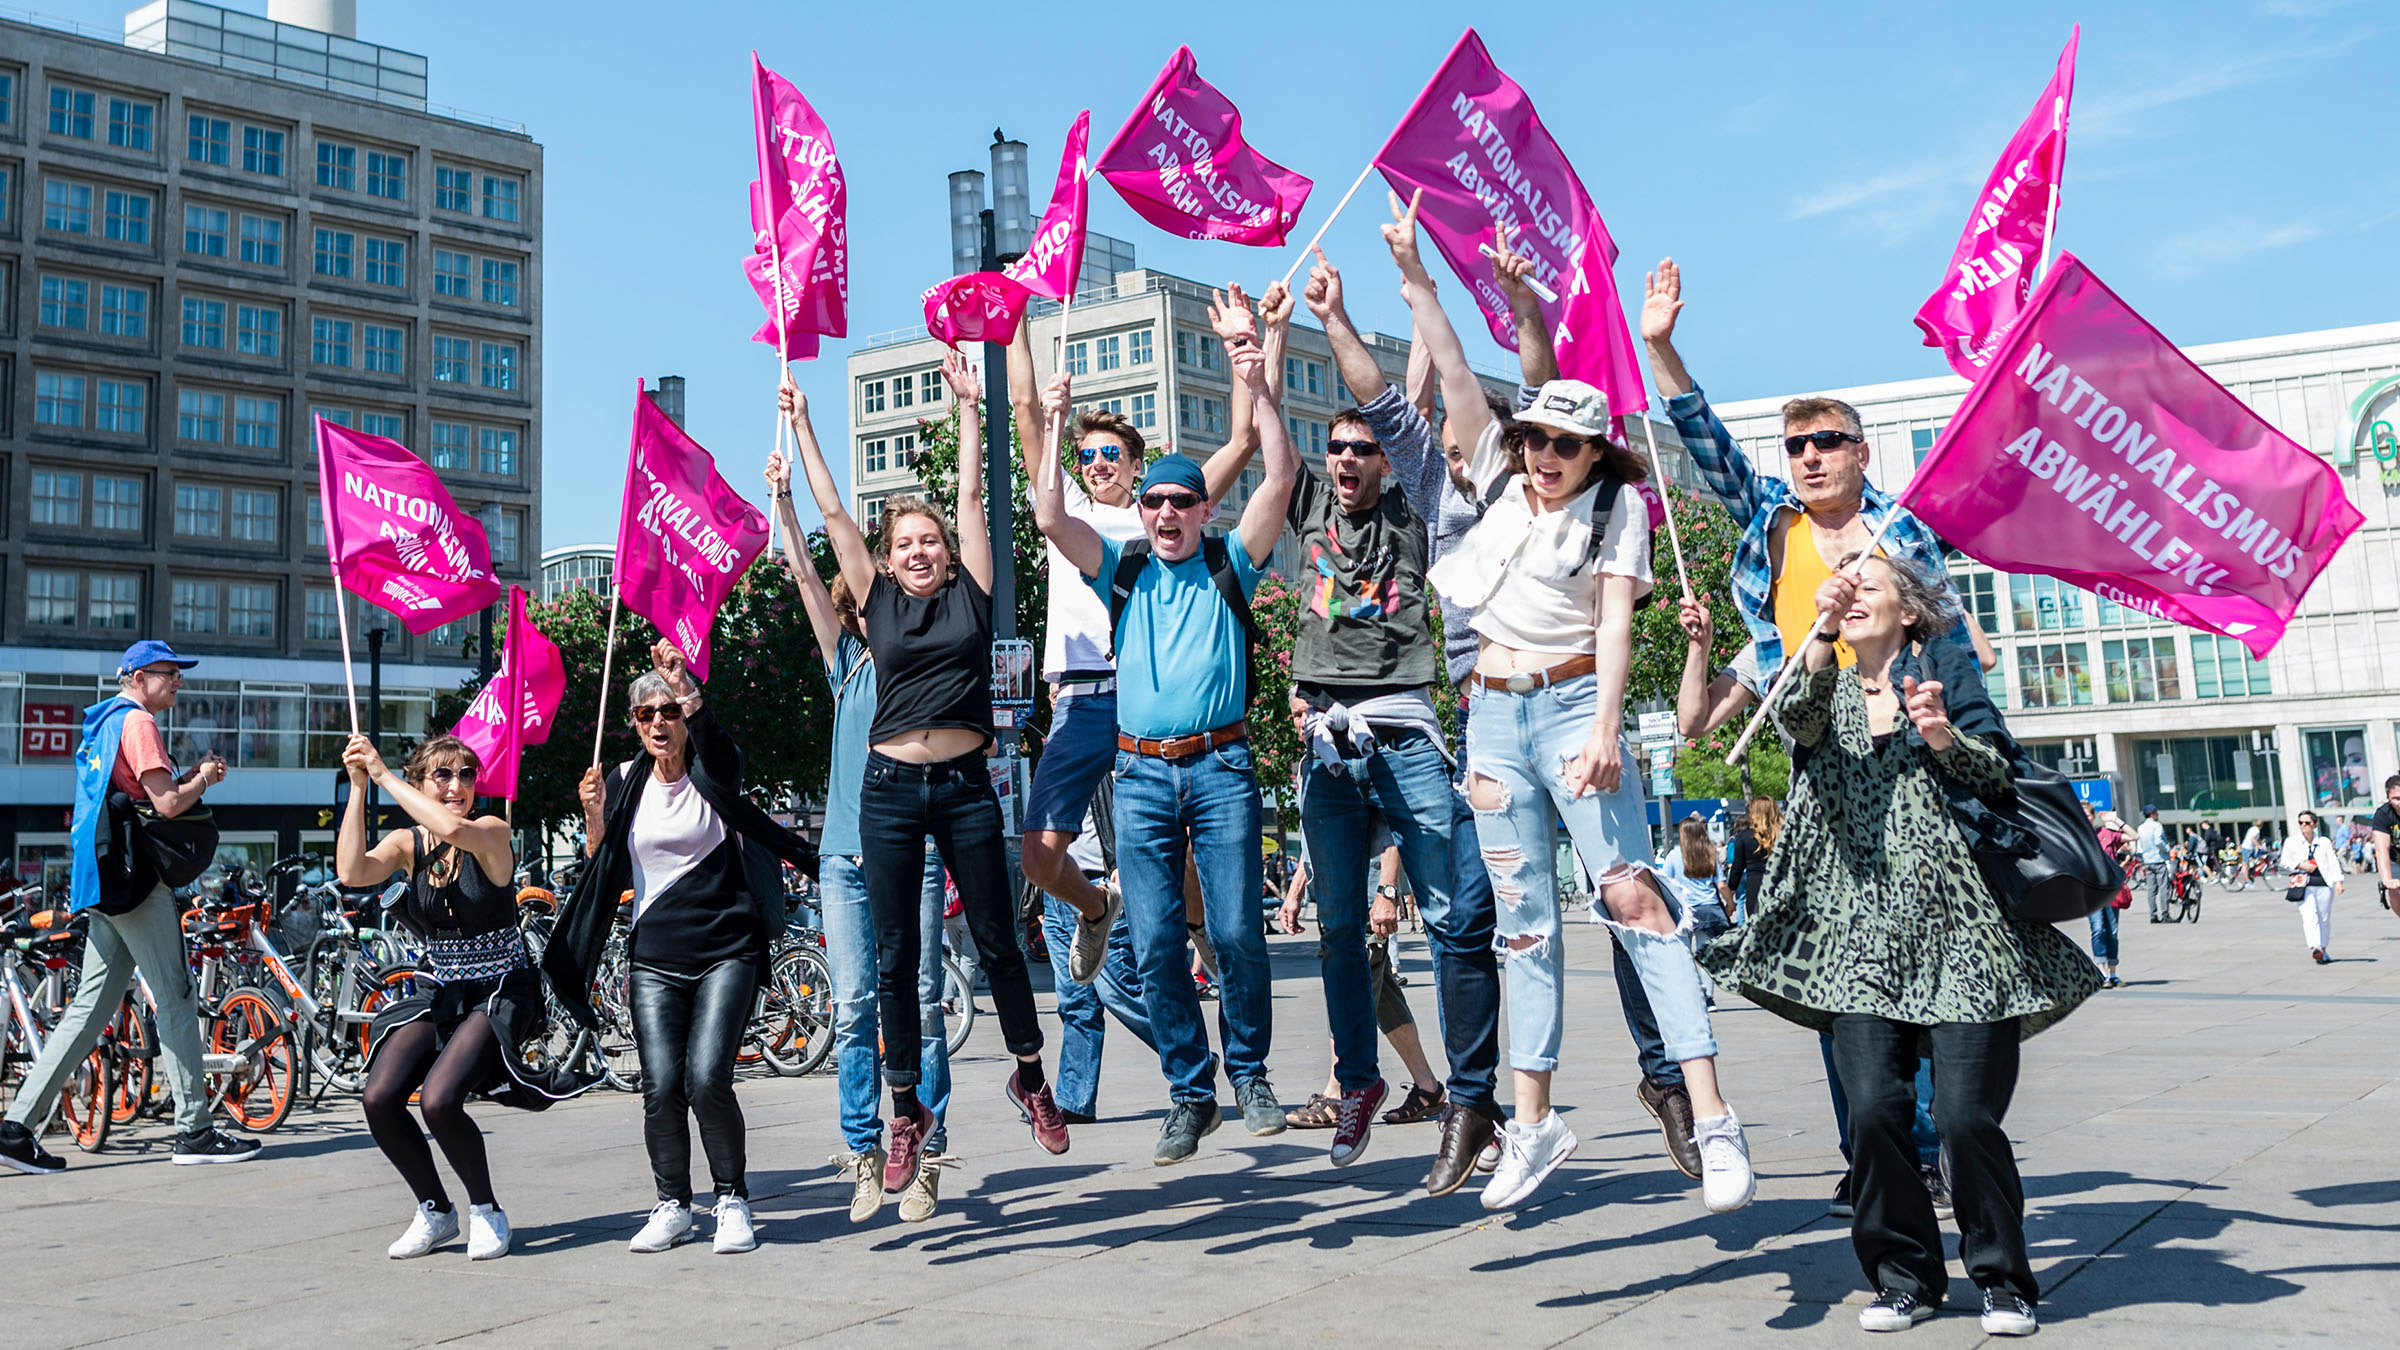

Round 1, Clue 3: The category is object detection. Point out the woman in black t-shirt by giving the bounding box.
[785,355,1064,1197]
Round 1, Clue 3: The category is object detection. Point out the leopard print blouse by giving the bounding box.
[1699,665,2101,1039]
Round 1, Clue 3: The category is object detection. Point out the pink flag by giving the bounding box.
[1376,30,1646,416]
[614,385,771,682]
[452,585,565,800]
[315,418,502,634]
[748,55,849,355]
[1095,47,1312,247]
[1914,28,2077,381]
[1000,111,1092,302]
[1908,254,2363,658]
[744,246,821,360]
[922,270,1035,347]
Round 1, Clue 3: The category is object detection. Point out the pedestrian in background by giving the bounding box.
[2282,810,2345,965]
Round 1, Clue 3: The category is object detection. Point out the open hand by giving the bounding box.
[1207,283,1257,349]
[941,348,980,402]
[1641,258,1684,345]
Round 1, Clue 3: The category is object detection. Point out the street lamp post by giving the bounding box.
[954,133,1031,754]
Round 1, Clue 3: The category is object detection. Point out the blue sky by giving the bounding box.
[48,0,2400,542]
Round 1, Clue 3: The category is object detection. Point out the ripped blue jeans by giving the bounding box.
[1465,673,1719,1072]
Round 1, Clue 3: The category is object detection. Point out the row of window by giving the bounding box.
[16,572,514,643]
[1086,393,1158,431]
[858,370,944,418]
[2003,632,2271,711]
[859,431,918,475]
[1062,329,1158,377]
[34,178,525,307]
[1951,569,2166,637]
[1177,392,1226,436]
[28,76,523,221]
[28,372,525,472]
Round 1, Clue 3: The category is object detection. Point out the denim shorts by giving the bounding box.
[1023,689,1118,835]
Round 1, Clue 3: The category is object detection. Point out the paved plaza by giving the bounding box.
[7,880,2396,1348]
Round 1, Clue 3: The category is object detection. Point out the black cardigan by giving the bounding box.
[542,702,810,1029]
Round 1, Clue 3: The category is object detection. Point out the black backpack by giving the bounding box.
[1104,535,1262,708]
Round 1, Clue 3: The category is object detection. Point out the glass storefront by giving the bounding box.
[2132,734,2285,815]
[2302,726,2373,813]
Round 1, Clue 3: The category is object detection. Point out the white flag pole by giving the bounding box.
[1637,413,1693,603]
[329,577,362,738]
[313,416,363,737]
[1277,160,1378,292]
[589,587,622,771]
[2033,92,2067,284]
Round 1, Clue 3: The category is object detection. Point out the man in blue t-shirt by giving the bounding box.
[1030,292,1300,1166]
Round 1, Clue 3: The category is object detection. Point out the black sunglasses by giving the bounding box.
[1326,438,1384,458]
[1076,444,1123,465]
[1522,426,1595,458]
[1138,490,1205,511]
[1785,430,1865,455]
[632,703,685,725]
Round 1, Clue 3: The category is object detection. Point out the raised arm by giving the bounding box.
[944,350,993,594]
[1384,190,1495,458]
[334,737,414,885]
[1029,371,1106,578]
[1233,339,1299,569]
[1200,284,1266,501]
[1642,258,1768,523]
[1675,596,1757,739]
[1005,320,1043,477]
[764,448,844,664]
[1642,257,1695,399]
[1491,224,1557,387]
[782,374,875,602]
[339,732,512,882]
[1305,250,1392,410]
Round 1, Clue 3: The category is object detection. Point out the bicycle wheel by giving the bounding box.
[107,996,151,1125]
[755,947,833,1078]
[2183,884,2202,924]
[60,1046,111,1153]
[209,987,295,1133]
[941,954,975,1056]
[594,958,643,1093]
[352,966,423,1072]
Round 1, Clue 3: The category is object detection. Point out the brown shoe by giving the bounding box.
[1381,1083,1447,1125]
[1283,1093,1340,1129]
[1637,1078,1702,1180]
[1425,1102,1499,1197]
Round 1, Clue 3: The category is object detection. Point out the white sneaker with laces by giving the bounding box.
[628,1200,696,1253]
[1979,1288,2038,1336]
[387,1201,459,1259]
[1695,1110,1756,1213]
[466,1203,510,1260]
[712,1194,757,1254]
[1479,1111,1577,1211]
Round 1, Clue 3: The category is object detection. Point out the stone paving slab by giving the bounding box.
[4,881,2395,1346]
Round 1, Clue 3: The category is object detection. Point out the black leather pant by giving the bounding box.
[629,957,757,1203]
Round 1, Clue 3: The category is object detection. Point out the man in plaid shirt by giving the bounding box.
[1641,258,1993,724]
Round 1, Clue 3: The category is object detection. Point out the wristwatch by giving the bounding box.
[1376,884,1400,901]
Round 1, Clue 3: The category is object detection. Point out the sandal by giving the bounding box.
[1283,1093,1340,1129]
[1380,1083,1447,1125]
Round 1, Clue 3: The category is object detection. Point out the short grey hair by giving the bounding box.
[627,670,678,712]
[1841,552,1962,639]
[1781,395,1865,440]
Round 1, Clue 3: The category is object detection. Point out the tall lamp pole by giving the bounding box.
[955,132,1031,753]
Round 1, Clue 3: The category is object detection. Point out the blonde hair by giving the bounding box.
[878,495,959,579]
[1747,796,1783,854]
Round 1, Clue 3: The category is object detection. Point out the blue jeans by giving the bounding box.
[1301,727,1495,1098]
[1822,1032,1940,1170]
[2088,904,2120,964]
[1040,895,1155,1118]
[820,850,952,1154]
[1466,676,1718,1071]
[1023,689,1118,833]
[1612,934,1686,1090]
[1113,738,1272,1103]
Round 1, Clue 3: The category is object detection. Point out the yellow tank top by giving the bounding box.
[1772,520,1862,668]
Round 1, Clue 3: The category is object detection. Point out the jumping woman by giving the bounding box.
[786,352,1066,1196]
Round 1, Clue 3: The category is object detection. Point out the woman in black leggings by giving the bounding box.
[546,640,813,1254]
[340,733,591,1260]
[785,357,1065,1195]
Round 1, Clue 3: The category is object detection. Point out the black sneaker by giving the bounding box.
[172,1126,264,1165]
[1858,1289,1935,1332]
[1152,1100,1221,1167]
[1979,1288,2037,1336]
[1829,1169,1854,1218]
[1923,1162,1954,1221]
[0,1120,66,1175]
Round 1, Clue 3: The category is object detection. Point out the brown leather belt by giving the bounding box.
[1468,654,1597,693]
[1118,720,1248,759]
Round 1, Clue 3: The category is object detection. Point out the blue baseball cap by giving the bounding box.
[117,640,199,677]
[1137,455,1207,498]
[2142,804,2158,815]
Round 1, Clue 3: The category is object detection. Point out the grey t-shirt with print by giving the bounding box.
[1283,457,1437,693]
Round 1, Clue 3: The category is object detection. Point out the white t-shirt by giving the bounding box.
[2278,833,2341,887]
[1034,476,1146,679]
[630,771,726,921]
[1426,421,1652,655]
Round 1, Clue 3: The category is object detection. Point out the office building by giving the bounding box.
[0,0,542,884]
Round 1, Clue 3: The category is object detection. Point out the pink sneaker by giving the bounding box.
[1330,1078,1387,1167]
[883,1100,933,1194]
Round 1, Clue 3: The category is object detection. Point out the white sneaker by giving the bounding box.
[387,1201,459,1259]
[835,1150,886,1223]
[1695,1110,1756,1213]
[466,1203,510,1260]
[1066,883,1122,985]
[712,1194,757,1254]
[1479,1112,1576,1211]
[628,1200,696,1253]
[1475,1137,1503,1173]
[1979,1288,2038,1336]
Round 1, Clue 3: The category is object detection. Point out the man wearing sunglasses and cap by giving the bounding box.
[1029,292,1301,1167]
[1640,259,1992,725]
[0,641,263,1175]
